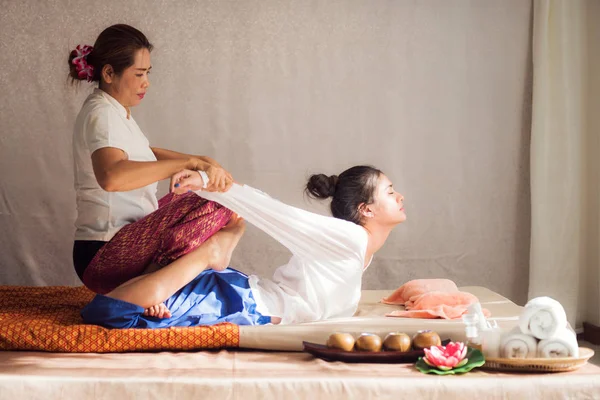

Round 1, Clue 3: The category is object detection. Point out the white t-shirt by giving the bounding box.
[73,89,158,241]
[198,184,370,325]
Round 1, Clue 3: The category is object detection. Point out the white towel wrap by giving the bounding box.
[500,327,538,359]
[518,296,567,340]
[197,170,209,188]
[537,327,579,358]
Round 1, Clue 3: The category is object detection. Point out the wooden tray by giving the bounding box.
[482,347,594,373]
[303,341,444,364]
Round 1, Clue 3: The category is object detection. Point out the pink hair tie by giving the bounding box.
[72,44,94,82]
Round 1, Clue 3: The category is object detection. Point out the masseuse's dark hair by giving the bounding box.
[305,165,382,225]
[68,24,153,83]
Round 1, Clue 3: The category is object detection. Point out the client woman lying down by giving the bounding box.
[81,165,406,328]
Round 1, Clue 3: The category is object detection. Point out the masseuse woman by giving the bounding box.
[68,24,234,314]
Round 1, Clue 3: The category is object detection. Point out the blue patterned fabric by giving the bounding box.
[81,268,271,329]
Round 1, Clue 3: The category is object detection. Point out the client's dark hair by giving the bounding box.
[305,165,382,225]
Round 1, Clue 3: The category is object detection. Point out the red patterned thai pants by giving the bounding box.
[82,192,233,295]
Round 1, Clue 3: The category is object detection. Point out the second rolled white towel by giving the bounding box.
[538,327,579,358]
[500,328,538,359]
[519,296,567,340]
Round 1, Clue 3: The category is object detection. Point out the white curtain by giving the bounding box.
[529,0,600,328]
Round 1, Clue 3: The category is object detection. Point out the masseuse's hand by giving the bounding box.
[204,165,233,192]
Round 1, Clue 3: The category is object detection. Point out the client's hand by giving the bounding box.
[170,167,234,194]
[170,169,205,194]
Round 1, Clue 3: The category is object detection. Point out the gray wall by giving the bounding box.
[0,0,532,304]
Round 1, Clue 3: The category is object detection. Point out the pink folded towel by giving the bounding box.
[381,279,459,305]
[382,279,490,320]
[386,291,489,319]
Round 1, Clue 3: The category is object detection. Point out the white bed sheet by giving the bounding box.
[240,286,522,351]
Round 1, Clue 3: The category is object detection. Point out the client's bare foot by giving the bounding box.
[205,214,246,271]
[143,302,172,319]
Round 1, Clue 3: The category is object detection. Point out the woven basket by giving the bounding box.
[482,347,594,373]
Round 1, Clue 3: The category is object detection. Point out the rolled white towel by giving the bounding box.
[519,296,567,340]
[537,327,579,358]
[500,328,538,359]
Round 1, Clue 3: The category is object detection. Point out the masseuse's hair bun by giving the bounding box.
[68,24,153,84]
[68,49,93,81]
[305,174,338,199]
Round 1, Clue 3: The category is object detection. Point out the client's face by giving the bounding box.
[370,174,406,225]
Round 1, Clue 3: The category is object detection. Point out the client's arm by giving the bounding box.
[174,171,366,263]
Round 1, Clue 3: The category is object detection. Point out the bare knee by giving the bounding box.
[142,262,162,274]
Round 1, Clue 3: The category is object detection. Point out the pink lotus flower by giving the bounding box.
[423,342,468,371]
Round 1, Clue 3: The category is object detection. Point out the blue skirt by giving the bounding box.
[81,268,271,329]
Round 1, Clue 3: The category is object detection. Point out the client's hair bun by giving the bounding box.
[306,174,338,199]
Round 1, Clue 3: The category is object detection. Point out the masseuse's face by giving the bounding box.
[105,48,151,109]
[369,174,406,226]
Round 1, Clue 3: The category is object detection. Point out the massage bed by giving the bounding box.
[0,285,520,353]
[2,285,600,399]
